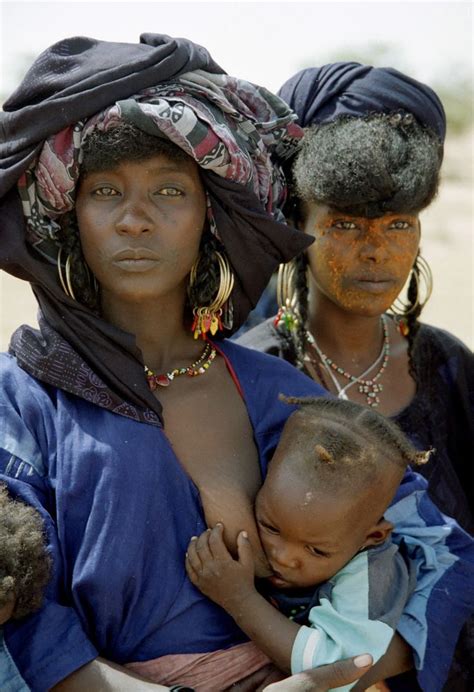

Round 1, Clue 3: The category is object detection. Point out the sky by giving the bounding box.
[0,0,472,98]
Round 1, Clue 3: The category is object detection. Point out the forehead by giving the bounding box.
[306,202,419,224]
[80,152,201,179]
[259,465,367,541]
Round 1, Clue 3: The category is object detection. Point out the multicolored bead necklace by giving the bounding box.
[145,342,217,390]
[305,316,390,407]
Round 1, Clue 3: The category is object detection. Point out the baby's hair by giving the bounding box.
[278,395,431,492]
[0,485,51,619]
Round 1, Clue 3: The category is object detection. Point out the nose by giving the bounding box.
[115,198,155,237]
[269,541,300,570]
[359,226,389,263]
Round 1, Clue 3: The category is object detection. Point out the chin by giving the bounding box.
[338,298,395,317]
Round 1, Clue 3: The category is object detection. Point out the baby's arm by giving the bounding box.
[186,524,299,673]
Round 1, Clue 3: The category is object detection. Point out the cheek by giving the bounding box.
[308,239,351,295]
[390,236,420,276]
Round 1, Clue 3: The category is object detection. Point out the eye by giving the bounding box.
[258,519,280,535]
[333,220,358,230]
[157,187,184,197]
[306,545,328,558]
[93,186,119,197]
[389,220,411,230]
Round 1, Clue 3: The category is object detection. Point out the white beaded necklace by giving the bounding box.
[305,315,390,408]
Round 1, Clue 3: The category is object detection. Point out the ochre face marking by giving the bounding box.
[304,204,420,316]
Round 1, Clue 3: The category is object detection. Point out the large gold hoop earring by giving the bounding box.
[390,254,433,317]
[274,260,301,333]
[57,247,77,301]
[189,251,235,339]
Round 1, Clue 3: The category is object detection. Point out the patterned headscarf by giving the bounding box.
[278,62,446,141]
[20,70,302,264]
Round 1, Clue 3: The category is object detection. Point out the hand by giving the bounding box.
[261,654,374,691]
[185,524,256,610]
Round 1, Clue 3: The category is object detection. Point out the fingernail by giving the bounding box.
[216,522,223,528]
[241,531,248,539]
[354,654,372,668]
[190,536,197,541]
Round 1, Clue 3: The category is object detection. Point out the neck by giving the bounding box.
[101,290,201,372]
[307,286,384,368]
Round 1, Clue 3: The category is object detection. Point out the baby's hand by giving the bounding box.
[185,523,256,611]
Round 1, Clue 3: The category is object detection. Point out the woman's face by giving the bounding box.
[75,153,207,307]
[302,202,421,316]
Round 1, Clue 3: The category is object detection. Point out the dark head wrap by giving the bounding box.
[278,62,446,140]
[0,33,311,421]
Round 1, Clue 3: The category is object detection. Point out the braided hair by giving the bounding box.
[278,395,431,493]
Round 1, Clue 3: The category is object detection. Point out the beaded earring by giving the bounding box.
[189,251,234,339]
[274,260,301,333]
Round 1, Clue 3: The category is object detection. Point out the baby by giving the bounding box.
[186,397,430,691]
[0,485,51,626]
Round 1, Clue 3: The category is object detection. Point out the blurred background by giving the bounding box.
[1,0,472,349]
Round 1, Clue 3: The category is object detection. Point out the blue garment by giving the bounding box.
[0,340,325,691]
[261,540,415,692]
[0,338,473,692]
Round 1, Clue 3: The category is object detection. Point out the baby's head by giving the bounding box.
[0,486,51,623]
[256,397,430,590]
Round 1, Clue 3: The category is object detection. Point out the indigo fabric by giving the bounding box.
[278,62,446,140]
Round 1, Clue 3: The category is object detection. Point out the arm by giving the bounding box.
[186,524,299,672]
[51,658,170,691]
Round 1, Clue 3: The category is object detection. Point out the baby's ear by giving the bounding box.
[360,518,394,550]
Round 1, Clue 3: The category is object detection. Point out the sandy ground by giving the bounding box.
[1,130,473,351]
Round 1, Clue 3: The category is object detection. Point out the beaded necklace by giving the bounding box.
[145,342,217,390]
[305,316,390,407]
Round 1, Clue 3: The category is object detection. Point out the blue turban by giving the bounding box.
[278,62,446,141]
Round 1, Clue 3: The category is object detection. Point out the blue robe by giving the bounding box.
[0,338,473,692]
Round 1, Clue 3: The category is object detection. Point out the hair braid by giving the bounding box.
[187,231,226,309]
[403,254,424,379]
[58,211,100,311]
[277,253,309,368]
[294,252,309,364]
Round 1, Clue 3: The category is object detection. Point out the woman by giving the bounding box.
[237,63,474,688]
[0,34,376,692]
[0,39,472,692]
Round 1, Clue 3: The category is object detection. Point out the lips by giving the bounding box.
[111,247,160,272]
[267,567,292,587]
[112,248,160,261]
[350,276,396,294]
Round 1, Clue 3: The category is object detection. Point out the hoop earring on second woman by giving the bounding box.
[390,254,433,320]
[189,251,234,339]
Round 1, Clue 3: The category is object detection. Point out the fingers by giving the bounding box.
[236,530,254,571]
[208,523,232,560]
[185,524,231,582]
[185,535,201,582]
[262,654,373,692]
